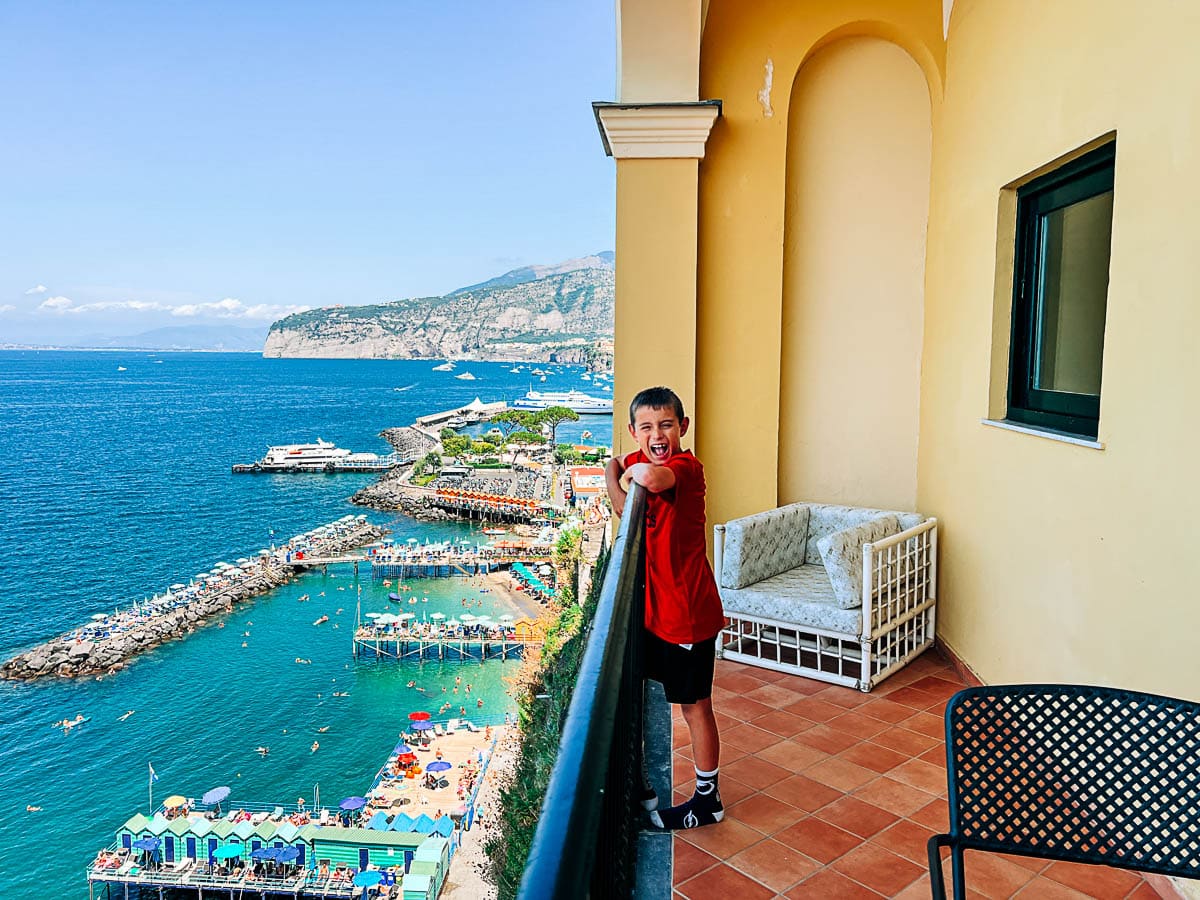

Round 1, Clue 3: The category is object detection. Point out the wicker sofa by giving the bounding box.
[713,502,938,692]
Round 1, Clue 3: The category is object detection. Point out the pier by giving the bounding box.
[1,516,388,682]
[351,631,540,661]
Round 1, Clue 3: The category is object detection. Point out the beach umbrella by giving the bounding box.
[430,612,446,620]
[408,711,431,721]
[445,618,460,626]
[365,612,385,619]
[460,614,476,622]
[132,837,161,851]
[277,846,300,863]
[202,786,230,805]
[426,760,452,773]
[162,795,187,809]
[213,844,244,861]
[339,796,368,810]
[251,847,277,861]
[411,720,433,732]
[354,871,383,887]
[170,583,186,590]
[406,538,419,544]
[394,743,413,754]
[398,612,416,621]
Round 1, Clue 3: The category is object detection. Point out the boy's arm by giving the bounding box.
[605,456,628,517]
[624,462,676,494]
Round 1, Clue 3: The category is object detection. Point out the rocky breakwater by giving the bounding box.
[1,516,388,682]
[352,470,457,522]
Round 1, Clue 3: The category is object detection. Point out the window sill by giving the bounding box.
[980,418,1105,450]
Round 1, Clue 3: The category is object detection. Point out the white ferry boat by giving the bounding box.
[454,371,477,380]
[511,389,613,414]
[233,439,398,474]
[432,361,455,372]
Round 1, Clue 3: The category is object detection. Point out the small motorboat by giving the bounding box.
[388,592,404,603]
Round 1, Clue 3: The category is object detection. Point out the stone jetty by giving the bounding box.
[1,516,388,682]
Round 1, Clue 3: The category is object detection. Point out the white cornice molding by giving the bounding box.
[592,101,722,159]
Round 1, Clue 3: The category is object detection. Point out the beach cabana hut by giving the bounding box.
[367,811,390,831]
[389,812,414,832]
[147,813,172,836]
[274,821,299,843]
[401,872,435,900]
[309,826,422,873]
[433,816,454,838]
[210,819,234,840]
[233,820,256,841]
[117,813,151,851]
[410,835,450,895]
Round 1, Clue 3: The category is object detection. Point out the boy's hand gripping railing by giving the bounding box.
[518,484,647,900]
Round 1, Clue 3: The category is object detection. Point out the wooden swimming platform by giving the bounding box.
[351,631,541,661]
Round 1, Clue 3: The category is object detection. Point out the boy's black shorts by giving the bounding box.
[643,629,717,705]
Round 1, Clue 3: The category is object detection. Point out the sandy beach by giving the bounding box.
[439,725,520,900]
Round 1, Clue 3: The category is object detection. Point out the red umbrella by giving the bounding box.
[408,711,431,721]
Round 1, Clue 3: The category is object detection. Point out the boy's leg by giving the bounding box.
[649,639,723,830]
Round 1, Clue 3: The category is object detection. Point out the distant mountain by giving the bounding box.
[263,253,615,367]
[450,251,614,295]
[62,324,268,351]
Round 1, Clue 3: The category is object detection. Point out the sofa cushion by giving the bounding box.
[816,515,901,609]
[804,505,923,565]
[721,503,811,589]
[719,564,862,634]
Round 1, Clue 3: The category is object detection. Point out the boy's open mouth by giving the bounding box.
[649,441,670,460]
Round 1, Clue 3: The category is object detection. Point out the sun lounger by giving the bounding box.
[434,724,445,737]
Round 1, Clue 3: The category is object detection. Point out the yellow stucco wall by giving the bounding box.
[694,0,944,531]
[920,0,1200,698]
[612,158,700,459]
[779,36,930,511]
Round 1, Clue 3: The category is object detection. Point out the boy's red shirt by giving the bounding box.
[622,449,725,644]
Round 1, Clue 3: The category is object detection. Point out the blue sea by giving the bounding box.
[0,351,612,899]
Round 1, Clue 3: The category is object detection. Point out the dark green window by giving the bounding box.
[1009,143,1115,438]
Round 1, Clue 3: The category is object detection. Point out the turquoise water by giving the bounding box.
[0,351,612,899]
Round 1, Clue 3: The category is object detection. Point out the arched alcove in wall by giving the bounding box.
[778,35,932,510]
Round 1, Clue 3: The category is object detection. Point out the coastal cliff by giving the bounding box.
[263,257,614,366]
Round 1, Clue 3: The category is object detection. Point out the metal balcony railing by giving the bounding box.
[517,484,647,900]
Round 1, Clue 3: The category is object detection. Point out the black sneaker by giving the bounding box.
[639,785,659,812]
[648,787,723,830]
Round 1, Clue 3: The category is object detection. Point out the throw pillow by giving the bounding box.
[816,515,900,609]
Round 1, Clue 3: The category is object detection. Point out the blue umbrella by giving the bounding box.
[132,837,161,851]
[202,786,231,805]
[277,846,300,863]
[339,796,367,810]
[354,870,383,887]
[426,760,452,773]
[411,720,433,731]
[393,743,413,754]
[251,847,277,861]
[213,845,244,861]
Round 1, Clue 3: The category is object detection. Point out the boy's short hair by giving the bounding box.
[629,386,686,425]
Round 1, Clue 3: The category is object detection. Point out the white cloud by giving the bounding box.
[23,285,48,295]
[0,304,15,314]
[34,293,308,320]
[172,297,309,320]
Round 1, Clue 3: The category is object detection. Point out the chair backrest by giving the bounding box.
[944,684,1200,879]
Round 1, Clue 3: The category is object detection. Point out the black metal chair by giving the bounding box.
[929,684,1200,899]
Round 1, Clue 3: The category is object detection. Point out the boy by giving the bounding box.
[605,386,726,830]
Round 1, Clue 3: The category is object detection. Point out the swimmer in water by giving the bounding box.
[311,741,319,753]
[26,805,42,812]
[118,710,135,722]
[318,726,330,733]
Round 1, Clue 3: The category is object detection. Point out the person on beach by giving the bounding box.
[605,386,726,830]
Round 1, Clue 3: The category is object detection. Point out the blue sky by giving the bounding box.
[0,1,616,344]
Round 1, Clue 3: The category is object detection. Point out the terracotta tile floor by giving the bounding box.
[670,652,1166,899]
